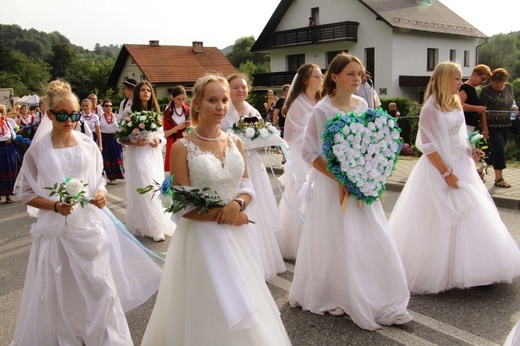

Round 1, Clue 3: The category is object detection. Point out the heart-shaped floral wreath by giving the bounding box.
[321,108,402,205]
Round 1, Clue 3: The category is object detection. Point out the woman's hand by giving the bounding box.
[56,201,74,216]
[90,190,106,209]
[337,181,349,205]
[232,211,250,226]
[471,148,485,162]
[149,138,160,148]
[216,200,241,225]
[445,173,459,189]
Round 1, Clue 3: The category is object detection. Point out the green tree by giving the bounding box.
[479,33,520,80]
[46,43,76,79]
[226,36,269,70]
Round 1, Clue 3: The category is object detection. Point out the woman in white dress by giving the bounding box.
[289,53,412,331]
[277,63,322,260]
[11,80,162,345]
[220,73,286,280]
[119,81,175,242]
[389,62,520,294]
[141,73,291,345]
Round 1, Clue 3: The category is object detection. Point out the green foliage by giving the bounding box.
[226,36,270,82]
[478,33,520,81]
[0,24,118,98]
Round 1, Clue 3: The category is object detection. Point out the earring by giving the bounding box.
[196,108,200,113]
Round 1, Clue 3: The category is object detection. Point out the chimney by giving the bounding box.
[149,40,160,47]
[192,41,204,54]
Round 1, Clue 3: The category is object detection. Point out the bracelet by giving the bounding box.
[441,167,453,179]
[53,201,59,213]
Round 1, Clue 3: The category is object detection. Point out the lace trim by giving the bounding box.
[181,133,238,163]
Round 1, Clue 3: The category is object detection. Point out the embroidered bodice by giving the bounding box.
[446,110,468,161]
[181,134,245,204]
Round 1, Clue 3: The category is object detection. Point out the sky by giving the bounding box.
[0,0,518,51]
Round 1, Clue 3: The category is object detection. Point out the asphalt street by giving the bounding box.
[1,173,520,345]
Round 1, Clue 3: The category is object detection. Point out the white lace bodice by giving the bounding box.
[446,110,468,161]
[181,134,245,204]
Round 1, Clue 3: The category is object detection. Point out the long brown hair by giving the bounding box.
[132,81,160,112]
[283,63,322,115]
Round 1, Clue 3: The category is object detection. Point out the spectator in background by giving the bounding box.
[0,104,19,204]
[459,64,491,136]
[88,93,104,116]
[389,102,416,157]
[273,84,290,138]
[263,89,277,122]
[308,17,315,26]
[80,99,102,151]
[163,85,191,172]
[119,78,136,115]
[480,67,518,188]
[100,100,124,185]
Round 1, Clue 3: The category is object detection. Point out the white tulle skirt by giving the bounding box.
[505,319,520,346]
[277,167,305,260]
[123,145,175,239]
[10,205,162,346]
[389,155,520,294]
[289,169,410,331]
[141,219,292,346]
[244,149,286,280]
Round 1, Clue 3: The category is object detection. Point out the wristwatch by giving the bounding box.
[233,198,247,211]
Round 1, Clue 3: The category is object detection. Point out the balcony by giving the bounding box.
[252,21,359,51]
[253,69,327,88]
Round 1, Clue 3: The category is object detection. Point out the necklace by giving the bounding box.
[173,106,184,117]
[104,113,114,124]
[83,113,92,121]
[193,127,221,141]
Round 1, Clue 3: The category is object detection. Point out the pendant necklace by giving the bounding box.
[193,127,221,141]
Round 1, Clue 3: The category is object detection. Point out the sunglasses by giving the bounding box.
[50,109,82,122]
[104,104,113,107]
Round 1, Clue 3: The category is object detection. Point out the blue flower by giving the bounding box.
[322,139,333,152]
[160,176,173,195]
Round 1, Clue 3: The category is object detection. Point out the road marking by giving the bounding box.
[272,261,499,346]
[407,310,499,346]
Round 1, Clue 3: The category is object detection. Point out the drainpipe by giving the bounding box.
[475,38,488,65]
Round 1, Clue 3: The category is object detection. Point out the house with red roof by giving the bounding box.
[251,0,488,101]
[107,41,237,99]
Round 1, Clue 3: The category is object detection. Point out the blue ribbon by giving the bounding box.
[102,207,166,262]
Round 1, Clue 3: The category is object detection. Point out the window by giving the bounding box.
[365,47,375,82]
[427,48,438,71]
[287,54,305,72]
[327,50,348,66]
[464,50,470,67]
[450,49,456,62]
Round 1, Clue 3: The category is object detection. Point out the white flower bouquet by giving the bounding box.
[44,178,90,224]
[226,115,287,150]
[322,108,402,206]
[468,130,488,178]
[116,110,162,143]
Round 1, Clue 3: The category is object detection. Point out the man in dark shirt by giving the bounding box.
[273,84,290,138]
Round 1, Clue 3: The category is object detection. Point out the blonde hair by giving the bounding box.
[40,79,79,112]
[190,73,229,124]
[424,61,461,112]
[0,104,6,113]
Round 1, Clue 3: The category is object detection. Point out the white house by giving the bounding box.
[251,0,487,101]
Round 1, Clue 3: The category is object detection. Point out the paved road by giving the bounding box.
[1,176,520,345]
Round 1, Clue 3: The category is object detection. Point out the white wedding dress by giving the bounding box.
[123,124,176,239]
[141,134,291,345]
[12,131,162,345]
[277,93,314,259]
[221,102,286,280]
[290,96,411,331]
[389,95,520,294]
